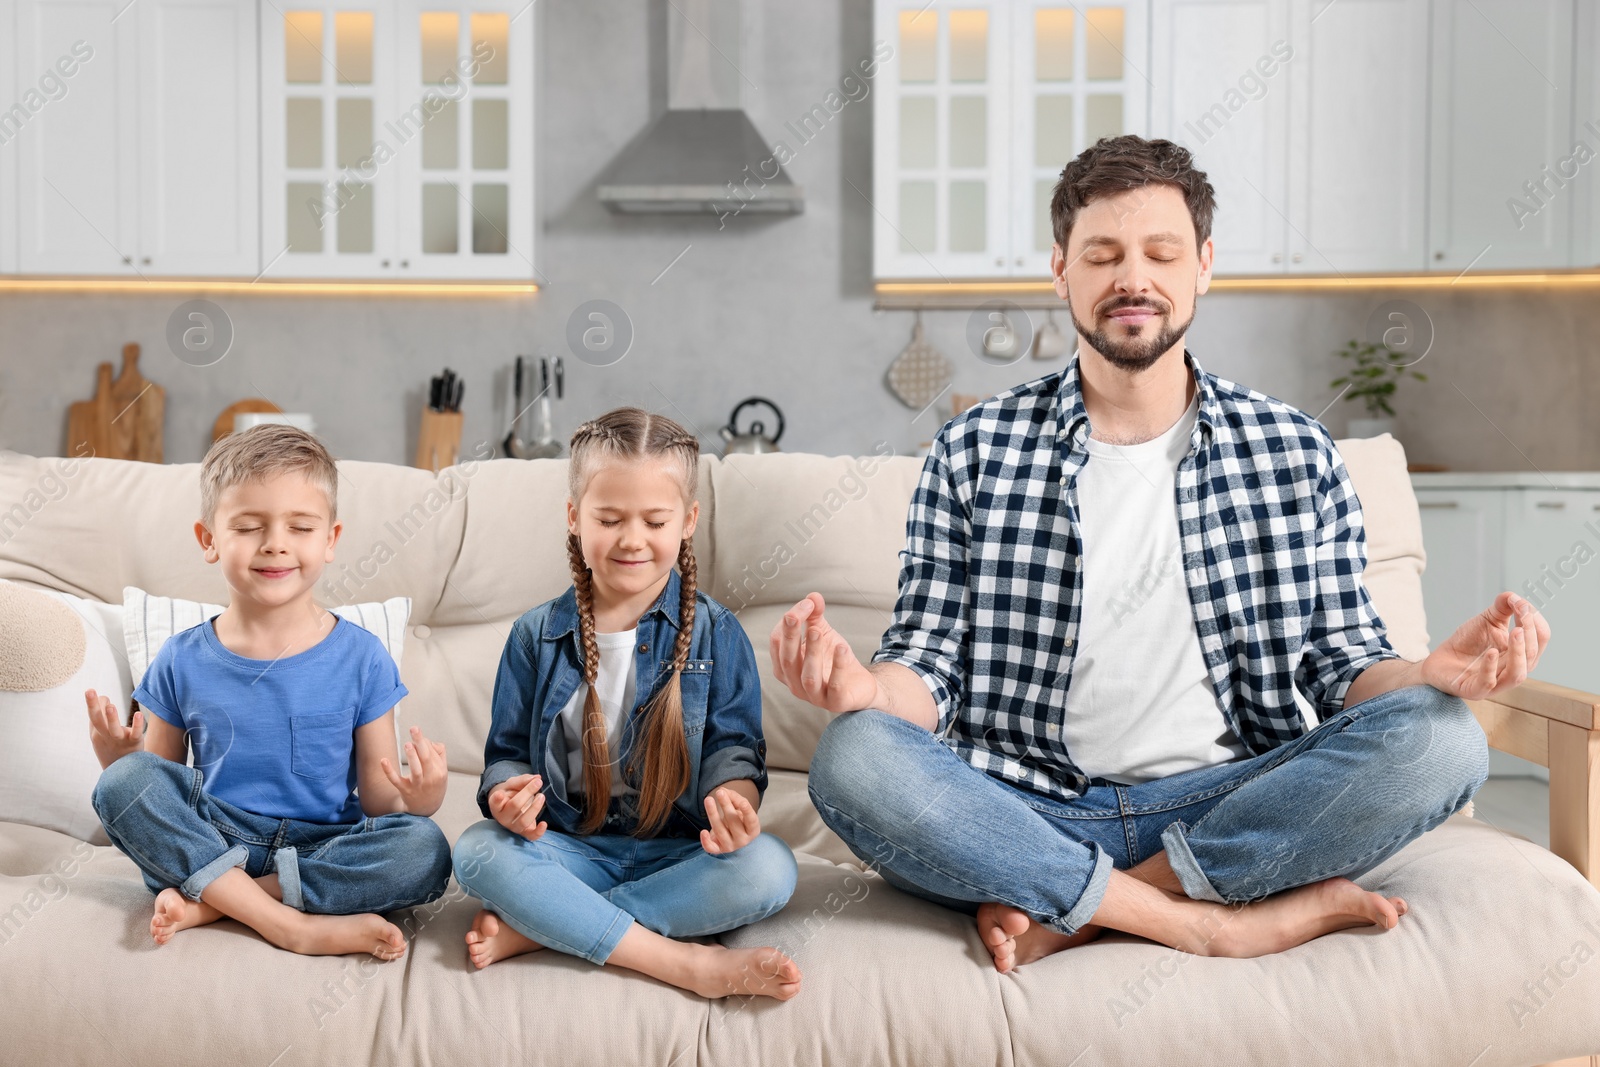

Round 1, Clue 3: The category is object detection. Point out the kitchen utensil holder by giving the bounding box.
[414,408,464,473]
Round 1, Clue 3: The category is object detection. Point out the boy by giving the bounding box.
[85,424,451,959]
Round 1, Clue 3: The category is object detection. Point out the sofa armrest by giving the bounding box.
[1468,679,1600,893]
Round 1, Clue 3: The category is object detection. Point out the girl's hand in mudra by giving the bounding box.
[701,785,760,854]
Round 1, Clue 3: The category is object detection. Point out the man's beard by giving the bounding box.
[1067,294,1195,372]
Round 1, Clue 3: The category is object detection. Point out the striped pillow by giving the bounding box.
[122,587,411,686]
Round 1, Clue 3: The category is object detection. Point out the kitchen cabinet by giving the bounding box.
[1149,0,1288,274]
[259,0,535,281]
[1416,481,1600,694]
[1427,0,1575,270]
[1414,477,1600,778]
[1149,0,1428,275]
[13,0,258,276]
[872,0,1149,279]
[1285,0,1429,274]
[0,0,15,273]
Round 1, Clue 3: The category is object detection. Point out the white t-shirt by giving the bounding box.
[1058,393,1251,785]
[559,627,641,798]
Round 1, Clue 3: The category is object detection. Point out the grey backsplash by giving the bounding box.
[1,0,1595,472]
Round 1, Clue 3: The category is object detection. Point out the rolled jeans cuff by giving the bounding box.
[1160,819,1227,904]
[180,843,250,903]
[587,907,634,966]
[1044,841,1114,936]
[272,846,304,910]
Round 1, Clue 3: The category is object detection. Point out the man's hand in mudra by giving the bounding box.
[771,593,879,714]
[1421,591,1550,700]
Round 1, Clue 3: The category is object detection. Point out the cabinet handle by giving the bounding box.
[1434,251,1445,261]
[1535,500,1566,509]
[994,257,1004,267]
[1271,253,1282,263]
[141,256,151,265]
[381,259,391,268]
[1015,257,1024,266]
[1418,501,1459,509]
[1291,253,1303,263]
[122,255,132,265]
[400,259,410,268]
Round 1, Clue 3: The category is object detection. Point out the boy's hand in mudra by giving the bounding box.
[701,786,760,854]
[770,592,879,715]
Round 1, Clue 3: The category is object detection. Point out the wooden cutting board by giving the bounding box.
[212,398,283,444]
[66,344,165,462]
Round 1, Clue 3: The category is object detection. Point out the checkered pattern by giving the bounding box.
[873,349,1401,802]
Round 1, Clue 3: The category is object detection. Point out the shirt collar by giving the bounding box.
[544,564,685,642]
[1055,345,1218,456]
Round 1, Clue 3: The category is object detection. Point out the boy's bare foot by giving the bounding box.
[275,912,408,960]
[684,943,802,1000]
[976,903,1104,974]
[151,888,225,945]
[464,909,544,969]
[1199,877,1408,958]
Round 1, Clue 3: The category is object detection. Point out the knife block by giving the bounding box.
[414,409,463,473]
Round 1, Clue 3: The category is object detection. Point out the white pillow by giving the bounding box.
[0,582,128,843]
[122,587,411,683]
[121,587,413,760]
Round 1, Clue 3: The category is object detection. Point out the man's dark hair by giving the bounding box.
[1049,135,1218,253]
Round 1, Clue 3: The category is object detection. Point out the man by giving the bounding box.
[772,135,1546,970]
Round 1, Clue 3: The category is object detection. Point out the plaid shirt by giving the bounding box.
[873,349,1400,803]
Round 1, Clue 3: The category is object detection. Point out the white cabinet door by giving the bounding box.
[1286,0,1429,274]
[1149,0,1289,274]
[137,0,258,276]
[1416,488,1505,651]
[1008,0,1149,278]
[1428,0,1575,270]
[873,0,1012,279]
[393,0,535,279]
[15,3,137,275]
[1501,489,1600,696]
[0,0,15,273]
[260,2,399,277]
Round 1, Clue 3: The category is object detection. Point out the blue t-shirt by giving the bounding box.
[132,614,408,824]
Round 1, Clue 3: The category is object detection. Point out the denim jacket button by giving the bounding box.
[638,643,648,654]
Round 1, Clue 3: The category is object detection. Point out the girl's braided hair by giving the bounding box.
[566,407,700,836]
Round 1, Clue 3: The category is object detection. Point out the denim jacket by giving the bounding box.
[476,567,769,839]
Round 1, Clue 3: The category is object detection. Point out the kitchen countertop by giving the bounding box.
[1409,471,1600,490]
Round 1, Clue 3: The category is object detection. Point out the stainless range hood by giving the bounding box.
[597,0,803,216]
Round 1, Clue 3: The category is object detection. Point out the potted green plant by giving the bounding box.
[1329,339,1428,438]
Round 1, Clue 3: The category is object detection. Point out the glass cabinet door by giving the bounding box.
[261,3,398,277]
[395,2,535,279]
[1011,1,1149,278]
[260,0,534,280]
[873,0,1011,279]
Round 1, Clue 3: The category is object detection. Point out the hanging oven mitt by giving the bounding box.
[885,318,953,410]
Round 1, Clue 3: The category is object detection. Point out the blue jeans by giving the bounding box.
[808,684,1489,937]
[452,820,799,965]
[92,751,452,914]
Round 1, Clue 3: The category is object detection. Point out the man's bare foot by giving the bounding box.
[976,902,1105,974]
[683,943,802,1000]
[274,912,408,960]
[464,909,544,969]
[1198,877,1408,958]
[150,888,225,945]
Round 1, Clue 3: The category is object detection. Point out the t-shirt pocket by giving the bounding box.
[290,709,355,780]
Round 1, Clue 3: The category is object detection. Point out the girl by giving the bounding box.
[452,407,802,1000]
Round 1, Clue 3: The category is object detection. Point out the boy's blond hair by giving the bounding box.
[199,424,338,526]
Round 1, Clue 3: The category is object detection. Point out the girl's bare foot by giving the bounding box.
[976,903,1104,974]
[1201,877,1408,958]
[682,943,802,1000]
[150,888,225,945]
[275,912,408,960]
[464,909,544,969]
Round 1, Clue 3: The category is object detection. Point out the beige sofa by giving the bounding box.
[1,440,1598,1067]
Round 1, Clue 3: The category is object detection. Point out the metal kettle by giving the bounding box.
[718,397,785,454]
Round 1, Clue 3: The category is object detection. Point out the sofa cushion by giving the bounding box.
[4,813,1594,1065]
